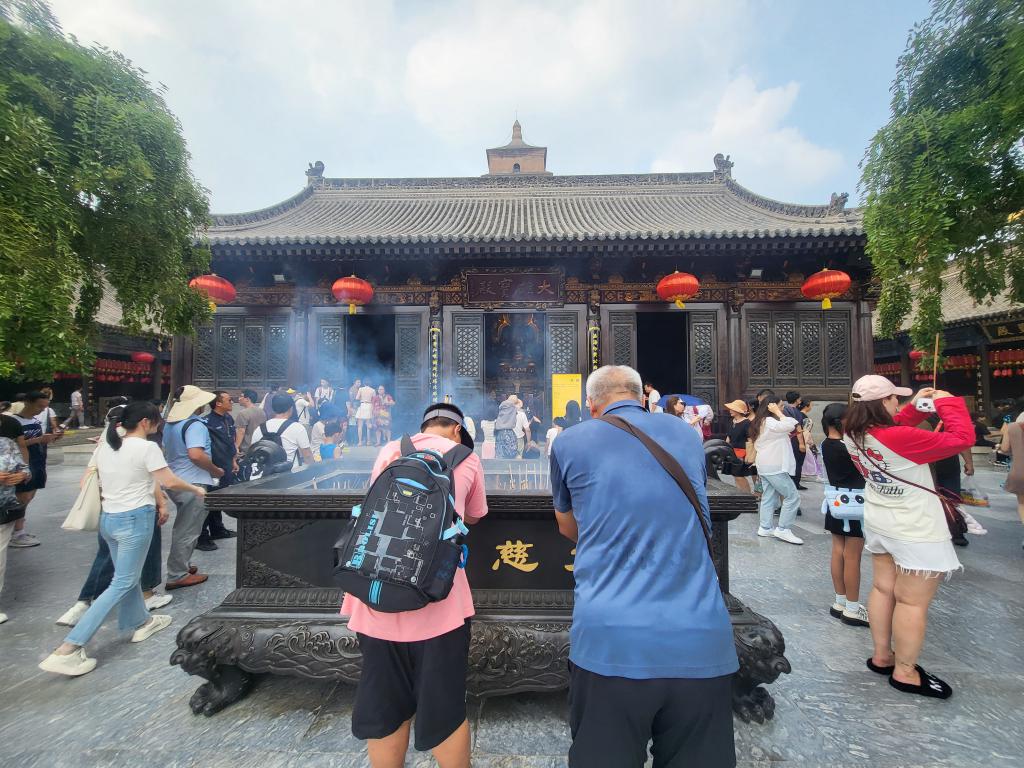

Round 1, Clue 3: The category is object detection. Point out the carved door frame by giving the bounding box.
[599,302,726,412]
[443,306,587,420]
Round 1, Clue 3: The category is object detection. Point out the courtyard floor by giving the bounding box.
[0,458,1021,767]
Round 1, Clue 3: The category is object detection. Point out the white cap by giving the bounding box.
[850,375,913,403]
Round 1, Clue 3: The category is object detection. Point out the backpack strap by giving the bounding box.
[441,444,472,472]
[400,434,416,457]
[271,418,296,438]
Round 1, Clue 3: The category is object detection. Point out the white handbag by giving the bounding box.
[62,466,101,531]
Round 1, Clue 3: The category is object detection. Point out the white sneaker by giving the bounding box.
[56,601,90,627]
[841,604,870,627]
[145,594,172,611]
[829,601,845,619]
[9,532,40,548]
[131,614,172,643]
[757,526,774,537]
[0,612,7,624]
[772,528,804,545]
[39,647,96,676]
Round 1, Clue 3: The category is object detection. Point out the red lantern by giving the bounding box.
[909,350,924,362]
[189,274,236,311]
[656,271,700,309]
[801,268,851,309]
[131,352,155,364]
[332,275,374,315]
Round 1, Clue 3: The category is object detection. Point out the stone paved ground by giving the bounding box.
[0,461,1021,767]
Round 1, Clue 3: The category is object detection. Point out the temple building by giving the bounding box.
[178,123,870,431]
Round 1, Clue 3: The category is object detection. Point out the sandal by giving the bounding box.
[866,657,895,676]
[888,665,953,699]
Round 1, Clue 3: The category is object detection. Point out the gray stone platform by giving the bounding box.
[0,462,1021,767]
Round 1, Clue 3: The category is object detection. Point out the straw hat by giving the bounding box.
[724,399,750,416]
[167,385,215,422]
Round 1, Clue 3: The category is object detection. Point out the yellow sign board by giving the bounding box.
[551,373,582,421]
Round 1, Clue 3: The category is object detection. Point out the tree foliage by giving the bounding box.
[0,1,210,380]
[860,0,1024,354]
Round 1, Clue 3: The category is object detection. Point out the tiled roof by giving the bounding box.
[205,173,863,247]
[873,267,1024,334]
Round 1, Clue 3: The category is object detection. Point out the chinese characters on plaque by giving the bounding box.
[464,270,564,308]
[983,320,1024,343]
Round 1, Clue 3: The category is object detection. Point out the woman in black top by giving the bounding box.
[723,400,755,494]
[820,403,868,628]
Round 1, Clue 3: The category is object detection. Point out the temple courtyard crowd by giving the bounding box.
[0,367,1022,767]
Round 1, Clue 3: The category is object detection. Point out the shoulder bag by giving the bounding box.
[598,415,714,562]
[63,464,101,531]
[851,438,968,539]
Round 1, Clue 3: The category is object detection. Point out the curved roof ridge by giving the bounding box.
[210,185,315,228]
[724,178,857,220]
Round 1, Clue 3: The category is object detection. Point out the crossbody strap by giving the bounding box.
[597,415,714,561]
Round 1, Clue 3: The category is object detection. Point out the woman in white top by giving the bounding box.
[750,397,803,545]
[39,402,206,677]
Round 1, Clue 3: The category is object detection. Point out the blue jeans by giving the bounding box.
[758,472,801,532]
[66,506,154,646]
[78,520,162,600]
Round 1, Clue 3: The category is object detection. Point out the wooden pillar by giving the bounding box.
[170,334,192,396]
[290,290,309,387]
[853,299,874,380]
[977,338,992,418]
[725,289,743,397]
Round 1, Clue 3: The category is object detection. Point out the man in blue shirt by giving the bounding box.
[163,386,222,590]
[550,365,738,768]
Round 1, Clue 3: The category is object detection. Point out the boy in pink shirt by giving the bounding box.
[341,402,487,767]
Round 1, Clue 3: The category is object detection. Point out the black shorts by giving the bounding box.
[352,621,471,752]
[16,463,46,493]
[568,663,735,768]
[824,510,864,538]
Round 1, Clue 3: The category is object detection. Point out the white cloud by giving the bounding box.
[651,76,843,201]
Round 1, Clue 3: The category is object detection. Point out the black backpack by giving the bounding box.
[237,419,295,481]
[333,436,472,613]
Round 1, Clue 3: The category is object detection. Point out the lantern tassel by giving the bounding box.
[208,300,217,313]
[675,299,685,309]
[821,297,832,310]
[348,303,356,315]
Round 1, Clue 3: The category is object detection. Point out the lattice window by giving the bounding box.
[800,321,822,378]
[243,326,265,382]
[194,326,214,382]
[397,325,420,379]
[749,322,770,378]
[318,323,344,382]
[612,325,633,366]
[219,325,240,382]
[455,324,481,377]
[549,324,576,374]
[826,319,851,383]
[775,321,796,378]
[691,323,714,377]
[268,325,289,381]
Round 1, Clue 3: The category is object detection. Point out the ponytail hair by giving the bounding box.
[106,401,160,451]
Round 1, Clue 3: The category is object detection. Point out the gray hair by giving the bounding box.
[586,365,643,405]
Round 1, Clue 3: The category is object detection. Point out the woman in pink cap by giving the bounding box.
[843,375,973,700]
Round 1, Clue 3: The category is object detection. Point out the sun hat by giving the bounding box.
[724,399,750,416]
[421,403,474,450]
[167,385,216,422]
[850,375,913,403]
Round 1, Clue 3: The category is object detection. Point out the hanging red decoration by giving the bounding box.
[332,275,374,315]
[656,271,700,309]
[131,352,155,364]
[189,274,236,311]
[800,268,851,309]
[908,350,925,362]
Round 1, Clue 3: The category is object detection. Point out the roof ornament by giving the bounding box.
[305,160,325,187]
[828,192,849,215]
[511,119,523,141]
[713,153,733,178]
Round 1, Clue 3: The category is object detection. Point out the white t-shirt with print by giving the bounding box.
[89,437,168,513]
[514,410,530,439]
[254,418,311,466]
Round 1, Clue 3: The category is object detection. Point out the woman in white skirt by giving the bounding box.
[843,376,973,699]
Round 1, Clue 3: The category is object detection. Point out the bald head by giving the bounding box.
[585,365,643,415]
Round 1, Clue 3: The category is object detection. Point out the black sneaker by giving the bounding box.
[195,538,218,552]
[952,535,968,547]
[209,529,237,540]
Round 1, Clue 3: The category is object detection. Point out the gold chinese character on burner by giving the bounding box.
[492,539,539,572]
[564,547,576,572]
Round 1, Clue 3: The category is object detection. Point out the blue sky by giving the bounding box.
[49,0,930,214]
